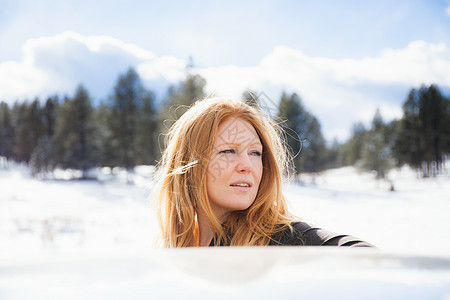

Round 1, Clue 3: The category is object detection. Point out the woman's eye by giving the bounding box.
[251,151,262,157]
[219,149,235,154]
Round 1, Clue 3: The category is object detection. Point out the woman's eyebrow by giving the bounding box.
[216,142,262,147]
[215,142,240,147]
[249,141,263,147]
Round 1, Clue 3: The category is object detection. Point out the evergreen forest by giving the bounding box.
[0,67,449,179]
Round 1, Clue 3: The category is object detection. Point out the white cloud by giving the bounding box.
[446,5,450,16]
[198,41,450,140]
[0,31,185,102]
[1,31,449,141]
[200,41,450,94]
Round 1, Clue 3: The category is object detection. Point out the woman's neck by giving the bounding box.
[197,208,213,246]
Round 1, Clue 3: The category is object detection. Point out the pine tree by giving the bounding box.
[0,102,15,161]
[107,68,140,170]
[42,96,59,137]
[52,85,99,178]
[394,85,450,177]
[418,85,449,176]
[394,89,421,169]
[277,92,303,172]
[13,99,44,163]
[29,96,60,177]
[324,138,341,169]
[277,92,327,174]
[338,122,367,166]
[358,109,395,179]
[106,67,158,170]
[95,102,113,167]
[135,90,159,165]
[300,116,327,173]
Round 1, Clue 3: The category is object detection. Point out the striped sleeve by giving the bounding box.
[269,221,375,248]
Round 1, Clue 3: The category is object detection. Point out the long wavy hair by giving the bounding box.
[156,97,295,247]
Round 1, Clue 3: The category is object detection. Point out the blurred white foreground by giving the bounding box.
[0,163,449,299]
[2,247,449,299]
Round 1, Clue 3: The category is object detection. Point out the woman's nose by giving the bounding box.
[236,152,252,173]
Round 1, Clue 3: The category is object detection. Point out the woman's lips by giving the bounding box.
[229,181,252,191]
[230,185,251,191]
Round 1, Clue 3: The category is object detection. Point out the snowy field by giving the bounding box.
[1,163,449,299]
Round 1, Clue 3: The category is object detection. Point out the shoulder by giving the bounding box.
[269,221,375,248]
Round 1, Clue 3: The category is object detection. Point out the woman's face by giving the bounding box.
[206,117,263,219]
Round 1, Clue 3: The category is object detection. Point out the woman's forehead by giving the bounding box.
[215,117,261,146]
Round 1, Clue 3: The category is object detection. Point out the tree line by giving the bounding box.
[338,85,450,178]
[0,67,207,178]
[0,66,449,179]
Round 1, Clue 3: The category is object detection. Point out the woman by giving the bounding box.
[156,97,373,248]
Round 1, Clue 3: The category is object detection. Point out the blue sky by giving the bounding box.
[1,0,449,140]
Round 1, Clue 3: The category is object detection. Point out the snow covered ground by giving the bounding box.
[285,166,450,257]
[0,163,449,299]
[0,164,158,259]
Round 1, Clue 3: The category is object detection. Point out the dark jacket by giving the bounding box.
[209,221,374,248]
[269,221,374,247]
